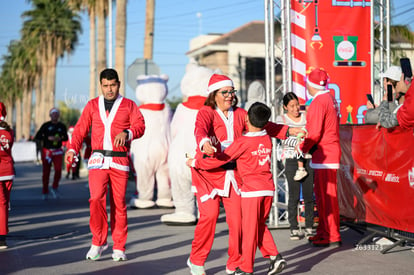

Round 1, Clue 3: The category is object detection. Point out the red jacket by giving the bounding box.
[0,127,14,180]
[300,91,341,169]
[195,130,274,198]
[69,95,145,171]
[397,84,414,128]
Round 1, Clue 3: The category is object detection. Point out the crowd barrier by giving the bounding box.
[338,125,414,237]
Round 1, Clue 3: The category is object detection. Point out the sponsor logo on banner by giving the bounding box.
[384,173,400,183]
[409,168,414,189]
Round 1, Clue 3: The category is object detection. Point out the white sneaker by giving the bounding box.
[187,257,206,275]
[304,228,314,239]
[226,267,236,274]
[86,243,108,260]
[50,188,61,199]
[112,249,127,261]
[289,229,301,240]
[293,168,308,181]
[160,212,197,225]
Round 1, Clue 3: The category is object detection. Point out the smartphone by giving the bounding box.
[400,57,412,79]
[387,84,393,102]
[366,94,375,108]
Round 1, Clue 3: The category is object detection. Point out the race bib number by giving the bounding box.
[88,152,104,169]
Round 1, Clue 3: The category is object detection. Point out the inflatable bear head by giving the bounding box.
[135,74,169,104]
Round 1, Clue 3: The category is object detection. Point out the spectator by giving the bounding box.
[0,102,14,249]
[276,92,315,241]
[365,66,403,124]
[187,102,287,275]
[34,108,68,200]
[65,68,146,261]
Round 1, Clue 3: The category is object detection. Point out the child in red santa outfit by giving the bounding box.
[188,102,287,275]
[298,68,342,247]
[0,102,14,249]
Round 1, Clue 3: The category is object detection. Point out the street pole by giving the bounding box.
[144,0,155,75]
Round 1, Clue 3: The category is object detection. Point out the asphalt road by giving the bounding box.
[1,162,413,275]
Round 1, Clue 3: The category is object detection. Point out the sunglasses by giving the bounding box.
[219,90,237,97]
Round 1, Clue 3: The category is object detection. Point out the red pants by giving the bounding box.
[190,187,242,271]
[314,169,341,242]
[88,168,129,251]
[240,196,278,273]
[0,180,12,235]
[41,148,63,194]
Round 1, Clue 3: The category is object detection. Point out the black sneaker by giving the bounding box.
[268,254,287,275]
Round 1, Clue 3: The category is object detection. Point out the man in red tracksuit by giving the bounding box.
[299,68,342,247]
[65,68,145,261]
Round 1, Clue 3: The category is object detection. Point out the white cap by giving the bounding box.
[379,66,402,81]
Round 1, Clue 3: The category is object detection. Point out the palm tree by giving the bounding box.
[22,0,82,122]
[68,0,98,99]
[115,0,127,96]
[7,40,38,140]
[0,50,20,129]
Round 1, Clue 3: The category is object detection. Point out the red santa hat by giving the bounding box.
[68,126,75,133]
[207,74,234,94]
[0,102,6,121]
[307,68,329,90]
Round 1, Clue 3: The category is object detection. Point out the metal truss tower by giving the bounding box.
[264,0,390,228]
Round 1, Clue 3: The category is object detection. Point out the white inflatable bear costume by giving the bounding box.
[161,64,214,225]
[130,74,173,209]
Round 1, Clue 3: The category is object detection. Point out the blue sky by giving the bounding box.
[0,0,413,109]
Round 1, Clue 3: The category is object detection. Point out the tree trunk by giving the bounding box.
[22,87,33,139]
[96,0,107,84]
[115,0,127,96]
[41,62,49,123]
[47,53,57,111]
[34,77,42,132]
[15,97,22,141]
[89,7,97,99]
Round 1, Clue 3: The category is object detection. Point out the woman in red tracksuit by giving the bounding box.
[299,68,342,247]
[187,74,291,275]
[189,102,287,275]
[0,102,14,249]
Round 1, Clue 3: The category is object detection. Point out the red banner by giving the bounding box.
[290,0,371,123]
[338,125,414,233]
